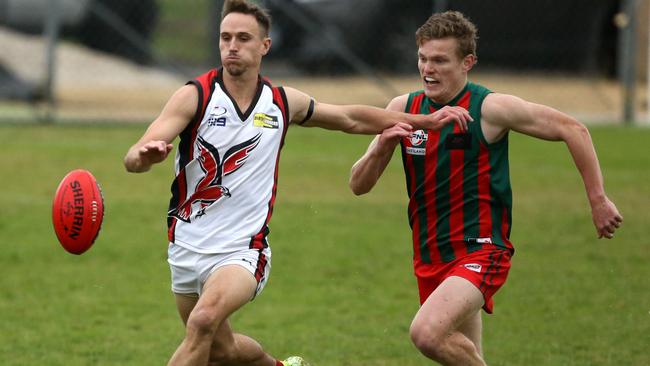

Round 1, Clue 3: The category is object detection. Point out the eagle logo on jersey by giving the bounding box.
[169,133,262,223]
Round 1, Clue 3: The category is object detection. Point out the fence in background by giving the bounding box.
[0,0,648,124]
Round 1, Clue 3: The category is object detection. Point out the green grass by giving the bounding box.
[0,123,648,365]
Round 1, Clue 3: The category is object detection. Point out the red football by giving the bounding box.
[52,169,105,254]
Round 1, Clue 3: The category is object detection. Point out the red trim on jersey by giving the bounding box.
[406,93,426,262]
[255,251,268,283]
[168,69,219,242]
[477,142,492,243]
[167,221,176,242]
[168,170,188,241]
[405,150,421,261]
[448,123,466,256]
[272,87,289,129]
[501,206,512,249]
[448,91,471,257]
[409,93,424,114]
[457,91,471,109]
[423,125,441,263]
[194,69,219,120]
[248,86,289,250]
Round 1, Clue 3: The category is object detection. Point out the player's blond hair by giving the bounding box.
[416,11,477,59]
[221,0,272,37]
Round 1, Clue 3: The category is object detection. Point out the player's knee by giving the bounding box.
[409,320,447,360]
[186,306,220,337]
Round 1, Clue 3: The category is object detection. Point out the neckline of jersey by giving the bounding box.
[426,82,470,109]
[216,67,265,122]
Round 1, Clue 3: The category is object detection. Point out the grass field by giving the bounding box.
[0,123,648,366]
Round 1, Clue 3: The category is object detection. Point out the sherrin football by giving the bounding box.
[52,169,105,254]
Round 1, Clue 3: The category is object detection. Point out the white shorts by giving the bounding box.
[167,243,272,298]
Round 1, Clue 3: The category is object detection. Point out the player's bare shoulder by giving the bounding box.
[386,94,409,112]
[480,93,523,143]
[282,86,313,124]
[482,93,530,123]
[171,84,200,114]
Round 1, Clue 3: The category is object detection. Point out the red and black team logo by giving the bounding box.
[169,133,261,223]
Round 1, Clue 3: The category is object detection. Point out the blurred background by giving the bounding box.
[1,0,649,125]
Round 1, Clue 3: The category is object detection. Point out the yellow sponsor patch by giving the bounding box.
[253,113,279,129]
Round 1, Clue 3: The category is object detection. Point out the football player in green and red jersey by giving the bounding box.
[349,11,622,366]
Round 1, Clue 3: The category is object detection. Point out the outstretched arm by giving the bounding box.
[283,87,472,134]
[482,93,623,238]
[349,95,411,195]
[123,85,197,173]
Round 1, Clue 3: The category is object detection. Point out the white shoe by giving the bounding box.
[282,356,310,366]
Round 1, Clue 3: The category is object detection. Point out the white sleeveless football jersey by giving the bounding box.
[167,68,289,253]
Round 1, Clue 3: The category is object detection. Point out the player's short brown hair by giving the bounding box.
[221,0,271,37]
[416,11,477,59]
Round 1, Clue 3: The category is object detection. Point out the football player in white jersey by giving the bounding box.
[123,1,472,366]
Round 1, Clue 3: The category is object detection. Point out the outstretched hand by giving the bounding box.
[376,122,413,152]
[591,196,623,239]
[423,106,473,131]
[139,140,174,166]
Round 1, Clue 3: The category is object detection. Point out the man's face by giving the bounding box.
[219,13,271,77]
[417,37,475,103]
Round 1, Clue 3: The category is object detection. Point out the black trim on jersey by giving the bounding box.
[216,68,264,122]
[279,86,290,124]
[178,75,217,178]
[168,72,217,231]
[181,74,217,167]
[186,80,204,125]
[280,88,290,147]
[298,98,314,125]
[271,86,290,148]
[271,86,290,125]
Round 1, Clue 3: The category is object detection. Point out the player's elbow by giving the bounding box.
[123,157,134,173]
[573,119,590,138]
[124,162,139,173]
[349,182,369,196]
[123,156,146,173]
[341,120,369,135]
[560,117,591,142]
[340,110,377,135]
[349,175,372,196]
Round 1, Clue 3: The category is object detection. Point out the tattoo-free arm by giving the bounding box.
[284,87,471,134]
[482,93,623,238]
[123,84,197,173]
[349,95,411,195]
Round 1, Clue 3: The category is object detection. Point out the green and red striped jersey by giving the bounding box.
[400,82,514,267]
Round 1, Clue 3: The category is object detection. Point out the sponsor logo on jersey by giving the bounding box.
[466,237,493,245]
[212,106,227,116]
[208,116,226,127]
[463,263,482,273]
[168,133,261,223]
[406,146,426,155]
[406,130,427,155]
[410,130,428,146]
[207,106,228,127]
[445,132,472,150]
[253,113,279,129]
